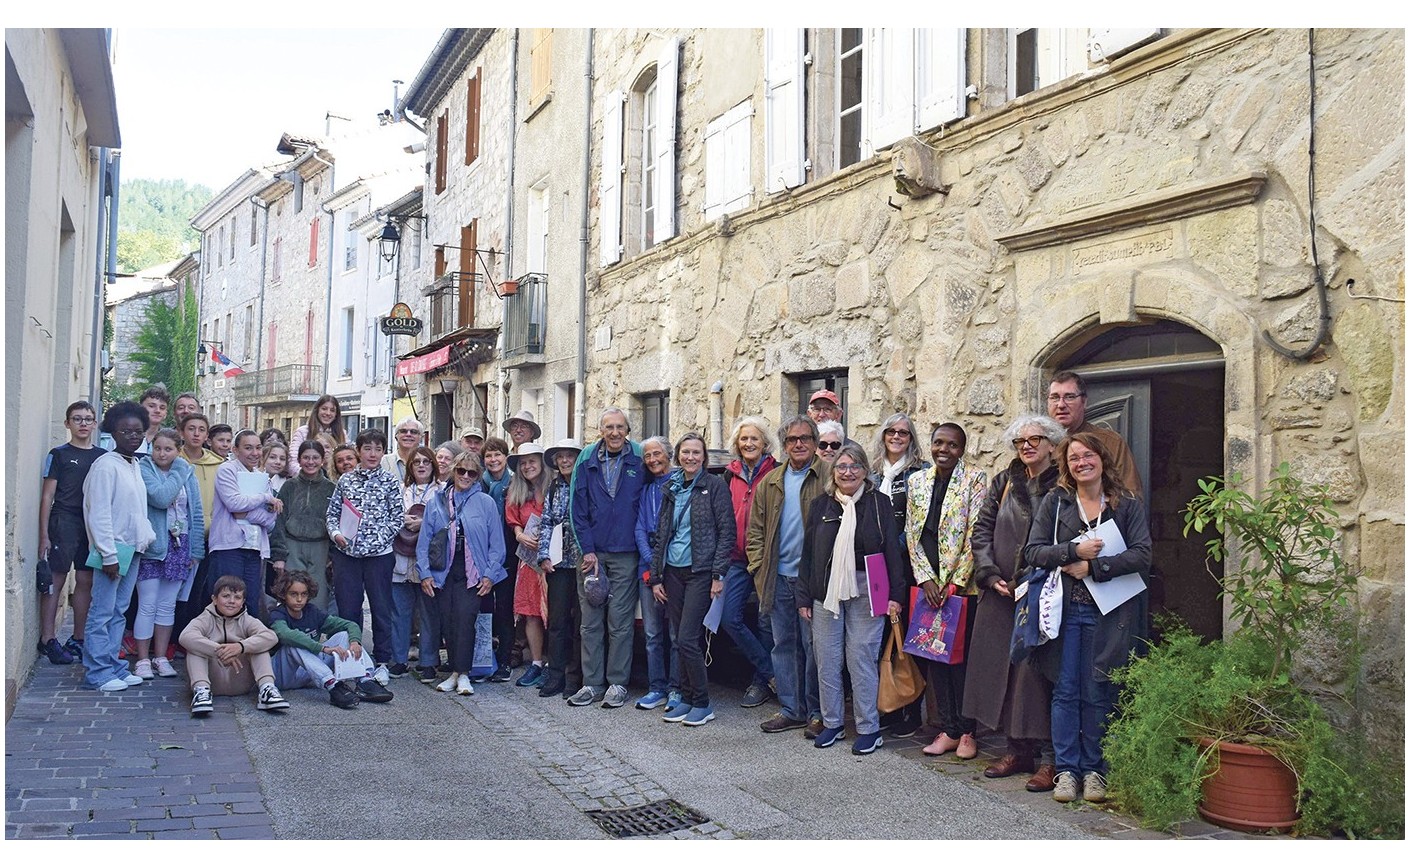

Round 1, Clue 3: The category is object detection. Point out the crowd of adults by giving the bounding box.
[39,371,1149,805]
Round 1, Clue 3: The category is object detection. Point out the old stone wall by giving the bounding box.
[586,28,1404,751]
[109,287,177,397]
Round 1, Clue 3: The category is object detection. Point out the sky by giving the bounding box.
[111,28,445,192]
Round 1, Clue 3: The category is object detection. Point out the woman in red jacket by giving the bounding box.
[718,416,779,708]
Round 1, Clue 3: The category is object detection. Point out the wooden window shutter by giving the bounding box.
[599,90,624,266]
[308,217,319,267]
[458,220,477,327]
[765,28,806,193]
[530,29,553,105]
[652,37,679,244]
[435,112,448,194]
[266,323,277,369]
[434,244,446,278]
[465,69,481,166]
[866,28,916,153]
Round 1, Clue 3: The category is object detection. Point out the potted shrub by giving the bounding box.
[1104,463,1399,837]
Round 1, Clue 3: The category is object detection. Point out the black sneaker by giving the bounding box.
[387,663,409,678]
[355,679,394,703]
[329,681,360,709]
[63,636,84,659]
[38,638,74,665]
[538,677,564,698]
[889,713,921,739]
[416,666,439,684]
[488,665,513,683]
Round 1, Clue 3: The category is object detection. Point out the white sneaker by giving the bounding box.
[133,659,154,680]
[99,678,129,692]
[455,674,474,696]
[373,664,391,686]
[153,657,178,678]
[435,674,459,692]
[122,673,144,686]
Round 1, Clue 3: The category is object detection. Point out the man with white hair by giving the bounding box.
[381,417,424,485]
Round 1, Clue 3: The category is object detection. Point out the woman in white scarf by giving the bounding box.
[797,443,906,755]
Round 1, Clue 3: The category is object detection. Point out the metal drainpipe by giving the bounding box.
[306,151,335,406]
[575,28,595,441]
[501,28,520,429]
[250,195,271,421]
[87,147,110,402]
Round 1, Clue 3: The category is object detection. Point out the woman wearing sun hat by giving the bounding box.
[506,442,550,686]
[535,438,583,697]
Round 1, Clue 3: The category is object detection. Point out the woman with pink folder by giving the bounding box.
[798,442,906,755]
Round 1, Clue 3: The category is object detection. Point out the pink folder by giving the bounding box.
[864,552,890,617]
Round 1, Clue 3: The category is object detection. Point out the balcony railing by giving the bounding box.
[421,271,483,341]
[503,272,547,361]
[229,363,324,403]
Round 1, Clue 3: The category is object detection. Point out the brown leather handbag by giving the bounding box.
[877,615,925,712]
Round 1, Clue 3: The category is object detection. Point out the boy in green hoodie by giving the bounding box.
[267,570,392,708]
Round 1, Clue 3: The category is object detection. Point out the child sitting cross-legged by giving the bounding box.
[267,570,392,708]
[179,574,289,717]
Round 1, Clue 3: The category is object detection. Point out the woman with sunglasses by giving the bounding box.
[868,412,930,738]
[417,451,506,696]
[815,420,846,465]
[965,414,1065,792]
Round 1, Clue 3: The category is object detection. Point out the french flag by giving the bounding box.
[212,348,245,377]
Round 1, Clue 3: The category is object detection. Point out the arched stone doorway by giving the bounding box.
[1050,320,1226,642]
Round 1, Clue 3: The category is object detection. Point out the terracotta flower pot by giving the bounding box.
[1196,737,1299,833]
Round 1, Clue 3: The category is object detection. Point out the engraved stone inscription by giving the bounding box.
[1071,228,1175,273]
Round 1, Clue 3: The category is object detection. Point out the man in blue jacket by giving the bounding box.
[567,407,645,709]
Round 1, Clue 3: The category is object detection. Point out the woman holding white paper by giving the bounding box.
[799,442,906,754]
[208,429,283,619]
[1023,431,1150,805]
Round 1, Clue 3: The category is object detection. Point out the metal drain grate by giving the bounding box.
[584,799,710,838]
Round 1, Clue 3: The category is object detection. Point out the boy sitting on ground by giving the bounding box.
[267,570,392,708]
[179,574,289,716]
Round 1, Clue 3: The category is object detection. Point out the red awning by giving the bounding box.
[395,344,453,377]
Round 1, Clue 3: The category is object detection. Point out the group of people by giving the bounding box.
[40,372,1150,806]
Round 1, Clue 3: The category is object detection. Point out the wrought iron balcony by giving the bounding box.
[502,272,546,363]
[229,363,323,404]
[421,271,484,341]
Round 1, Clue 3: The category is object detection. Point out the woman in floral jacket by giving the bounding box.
[904,422,987,760]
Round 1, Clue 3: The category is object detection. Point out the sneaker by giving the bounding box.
[538,677,565,698]
[122,673,144,686]
[889,712,920,739]
[852,731,884,755]
[99,677,129,693]
[387,663,409,678]
[566,686,601,707]
[1052,771,1081,803]
[515,663,545,687]
[417,666,440,684]
[329,681,360,709]
[1083,771,1108,803]
[804,717,825,740]
[435,675,459,693]
[63,636,84,659]
[133,659,154,680]
[190,685,213,715]
[455,674,474,696]
[256,682,290,712]
[357,680,395,703]
[760,713,808,733]
[635,690,669,710]
[39,638,74,665]
[372,664,391,686]
[813,725,845,749]
[740,683,772,708]
[602,684,629,708]
[468,672,492,684]
[662,690,685,715]
[153,657,178,678]
[489,665,513,683]
[662,702,694,723]
[683,705,715,727]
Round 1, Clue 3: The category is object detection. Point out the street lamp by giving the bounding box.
[378,219,401,263]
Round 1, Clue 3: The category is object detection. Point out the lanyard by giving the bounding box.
[1075,492,1107,538]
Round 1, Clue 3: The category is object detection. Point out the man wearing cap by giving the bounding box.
[382,417,425,485]
[503,410,540,449]
[460,426,485,455]
[567,407,646,710]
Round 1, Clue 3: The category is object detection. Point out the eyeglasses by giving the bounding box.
[818,440,842,451]
[883,428,910,438]
[784,435,815,445]
[69,417,96,425]
[397,429,419,436]
[453,467,480,478]
[1011,435,1048,449]
[1047,392,1084,405]
[412,458,434,465]
[833,463,865,475]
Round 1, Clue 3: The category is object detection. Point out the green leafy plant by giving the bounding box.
[1104,465,1401,838]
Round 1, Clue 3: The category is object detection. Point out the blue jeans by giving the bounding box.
[389,580,419,666]
[207,548,266,619]
[83,557,141,688]
[722,561,773,687]
[639,579,679,693]
[769,573,820,722]
[1051,601,1116,776]
[330,549,395,665]
[812,593,886,735]
[271,632,372,689]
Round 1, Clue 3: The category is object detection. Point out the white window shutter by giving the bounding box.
[866,28,914,153]
[599,89,624,267]
[703,116,726,221]
[916,28,966,132]
[1088,28,1161,63]
[764,28,805,193]
[723,103,752,212]
[653,37,679,243]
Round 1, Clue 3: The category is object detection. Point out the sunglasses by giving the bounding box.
[453,467,480,478]
[818,440,843,450]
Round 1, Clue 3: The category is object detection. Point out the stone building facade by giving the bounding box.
[105,261,181,398]
[583,28,1404,750]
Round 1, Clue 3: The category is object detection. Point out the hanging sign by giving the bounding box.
[395,344,452,377]
[381,302,422,336]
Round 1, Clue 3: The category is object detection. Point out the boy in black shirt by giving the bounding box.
[267,571,392,708]
[37,401,105,664]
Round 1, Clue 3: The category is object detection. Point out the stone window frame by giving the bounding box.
[636,390,670,441]
[621,64,659,259]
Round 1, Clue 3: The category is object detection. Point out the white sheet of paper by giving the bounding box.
[235,470,269,548]
[703,593,724,633]
[339,498,362,543]
[333,651,370,681]
[548,524,564,566]
[1077,518,1147,615]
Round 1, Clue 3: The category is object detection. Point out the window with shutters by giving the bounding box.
[435,110,449,194]
[344,210,359,271]
[601,37,678,266]
[765,28,807,193]
[458,220,477,328]
[837,29,864,169]
[465,68,482,167]
[528,29,553,111]
[1008,28,1161,99]
[341,307,355,377]
[642,78,658,248]
[638,391,670,441]
[703,100,753,221]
